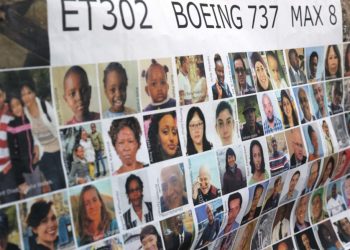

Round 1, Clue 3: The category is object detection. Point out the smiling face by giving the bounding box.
[141,234,158,250]
[189,112,204,146]
[198,167,211,194]
[267,55,280,83]
[216,109,234,145]
[145,64,169,103]
[282,96,292,119]
[255,61,269,90]
[10,98,23,118]
[160,166,184,210]
[21,86,36,108]
[83,189,102,222]
[104,71,127,112]
[327,46,339,76]
[227,154,236,168]
[252,144,262,172]
[33,208,58,245]
[312,84,324,109]
[158,114,179,157]
[115,127,139,167]
[64,72,91,120]
[262,95,274,122]
[215,61,225,83]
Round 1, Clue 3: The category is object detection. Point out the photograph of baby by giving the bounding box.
[114,169,155,230]
[101,115,149,175]
[189,151,222,206]
[305,46,325,83]
[266,50,289,89]
[208,53,233,100]
[60,121,109,187]
[52,64,101,125]
[139,58,176,112]
[175,55,208,105]
[228,52,256,96]
[217,146,247,195]
[19,191,75,250]
[194,199,224,249]
[143,110,182,164]
[98,61,139,118]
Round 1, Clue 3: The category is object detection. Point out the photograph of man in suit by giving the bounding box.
[288,49,307,85]
[164,214,193,250]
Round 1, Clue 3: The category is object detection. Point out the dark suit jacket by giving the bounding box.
[289,67,307,85]
[290,154,307,168]
[165,231,193,250]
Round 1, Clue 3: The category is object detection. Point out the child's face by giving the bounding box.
[63,72,91,118]
[10,98,23,117]
[104,71,126,112]
[145,64,169,103]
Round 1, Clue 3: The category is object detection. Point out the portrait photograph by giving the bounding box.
[241,181,269,225]
[262,173,287,214]
[60,121,109,187]
[101,115,149,175]
[216,145,247,195]
[332,213,350,248]
[309,82,331,119]
[293,85,317,124]
[114,169,155,230]
[143,110,183,164]
[343,0,350,41]
[98,61,139,118]
[313,219,343,250]
[194,199,224,249]
[237,95,264,141]
[139,58,176,112]
[302,160,322,195]
[332,150,350,181]
[344,42,350,77]
[319,118,338,156]
[276,89,299,129]
[286,48,307,86]
[0,68,66,204]
[69,179,119,246]
[122,222,164,250]
[331,114,350,149]
[309,187,329,224]
[188,151,222,206]
[180,102,215,156]
[19,191,75,250]
[212,98,240,147]
[247,51,273,92]
[271,201,295,244]
[0,205,21,250]
[232,219,257,250]
[316,154,339,188]
[291,194,311,234]
[251,209,277,249]
[285,127,307,169]
[52,64,101,126]
[326,180,346,217]
[305,46,325,83]
[266,50,289,89]
[341,174,350,208]
[228,52,256,96]
[324,44,342,80]
[157,163,189,213]
[266,132,290,176]
[272,237,295,250]
[295,227,319,250]
[0,0,50,69]
[175,55,208,105]
[279,167,305,205]
[326,80,344,115]
[243,137,270,186]
[302,122,324,162]
[207,53,234,100]
[160,210,195,250]
[257,91,284,135]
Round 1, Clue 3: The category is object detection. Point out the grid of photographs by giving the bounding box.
[0,1,349,248]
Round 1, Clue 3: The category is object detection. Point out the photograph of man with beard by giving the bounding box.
[159,164,188,213]
[259,93,283,135]
[286,48,307,86]
[305,47,325,83]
